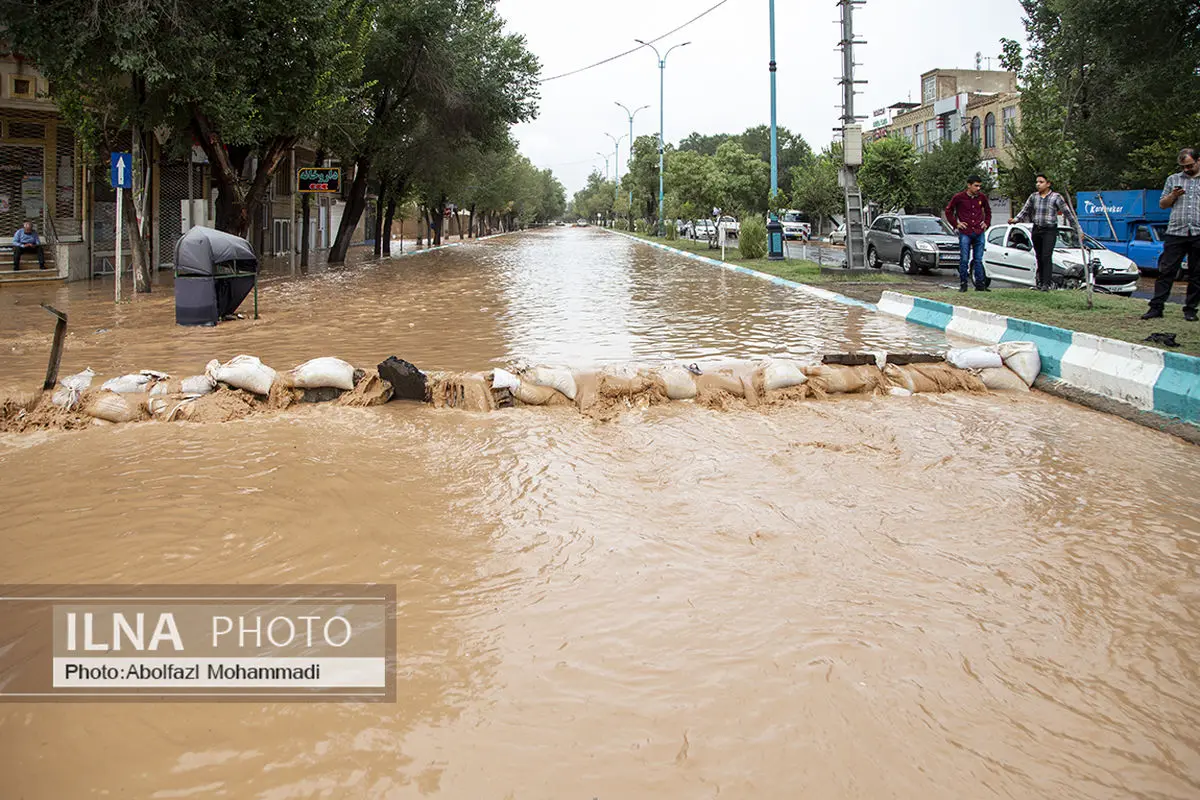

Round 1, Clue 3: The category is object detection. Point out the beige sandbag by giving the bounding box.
[883,363,916,393]
[885,363,987,394]
[85,393,142,423]
[427,373,495,412]
[979,366,1030,392]
[806,364,884,394]
[693,371,745,397]
[655,365,698,400]
[512,381,573,406]
[996,341,1040,386]
[524,366,577,400]
[337,370,394,407]
[760,359,808,391]
[572,370,600,410]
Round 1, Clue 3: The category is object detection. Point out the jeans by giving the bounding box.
[12,244,45,270]
[1148,233,1200,313]
[957,232,986,286]
[1032,225,1057,288]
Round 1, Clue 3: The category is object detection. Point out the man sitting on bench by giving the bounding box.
[12,220,45,271]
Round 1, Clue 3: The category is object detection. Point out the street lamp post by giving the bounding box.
[604,132,626,211]
[635,39,690,236]
[766,0,785,261]
[616,102,650,229]
[595,151,611,226]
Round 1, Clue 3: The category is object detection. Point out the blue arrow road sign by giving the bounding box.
[110,152,132,189]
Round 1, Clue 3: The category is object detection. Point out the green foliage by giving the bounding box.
[913,138,993,211]
[738,216,767,259]
[621,135,668,223]
[572,170,616,223]
[678,125,813,196]
[789,147,843,229]
[1000,0,1200,191]
[858,135,918,212]
[663,222,678,240]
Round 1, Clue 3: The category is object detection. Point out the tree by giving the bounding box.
[913,138,993,212]
[858,135,918,213]
[621,135,669,224]
[789,147,842,235]
[572,171,616,225]
[713,141,771,216]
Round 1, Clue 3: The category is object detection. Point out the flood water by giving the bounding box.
[1,229,1199,799]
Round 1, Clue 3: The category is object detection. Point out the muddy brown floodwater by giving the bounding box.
[1,228,1199,799]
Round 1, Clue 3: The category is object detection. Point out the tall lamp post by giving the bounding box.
[635,39,690,236]
[604,132,626,210]
[766,0,785,260]
[616,102,650,228]
[595,151,611,227]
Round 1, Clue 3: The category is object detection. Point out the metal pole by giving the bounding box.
[658,58,665,235]
[289,147,296,275]
[186,155,194,232]
[769,0,779,201]
[114,186,123,303]
[40,303,68,391]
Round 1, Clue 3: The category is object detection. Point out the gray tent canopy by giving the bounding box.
[173,226,259,326]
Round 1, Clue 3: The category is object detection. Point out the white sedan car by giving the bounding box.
[982,223,1139,295]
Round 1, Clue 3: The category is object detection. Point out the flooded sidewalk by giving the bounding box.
[1,229,1198,799]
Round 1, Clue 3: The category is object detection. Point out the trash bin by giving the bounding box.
[174,226,258,326]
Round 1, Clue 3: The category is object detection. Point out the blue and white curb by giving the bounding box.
[609,229,877,312]
[878,291,1200,425]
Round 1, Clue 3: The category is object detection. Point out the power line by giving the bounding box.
[538,0,732,84]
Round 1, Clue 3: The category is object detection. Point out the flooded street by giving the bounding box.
[1,229,1199,798]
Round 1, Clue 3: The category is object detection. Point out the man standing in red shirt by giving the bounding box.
[944,176,992,292]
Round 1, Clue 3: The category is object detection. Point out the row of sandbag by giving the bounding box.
[945,341,1041,390]
[50,355,372,423]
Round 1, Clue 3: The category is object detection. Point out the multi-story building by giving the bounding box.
[890,68,1021,181]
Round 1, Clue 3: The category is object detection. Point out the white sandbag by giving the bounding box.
[946,347,1003,370]
[996,341,1041,387]
[290,357,356,391]
[492,368,521,391]
[979,366,1031,392]
[761,359,808,391]
[207,355,278,396]
[52,368,96,408]
[888,386,914,397]
[101,373,155,393]
[85,393,140,423]
[181,375,216,395]
[525,366,577,400]
[656,365,698,400]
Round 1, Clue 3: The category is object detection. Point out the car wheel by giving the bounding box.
[867,245,882,269]
[901,250,919,275]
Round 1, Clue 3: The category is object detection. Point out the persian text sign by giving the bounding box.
[0,585,395,702]
[297,167,341,193]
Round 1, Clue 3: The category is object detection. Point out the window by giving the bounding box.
[914,125,924,152]
[923,76,936,104]
[970,117,981,146]
[871,217,893,232]
[1008,228,1032,250]
[987,227,1007,246]
[984,113,996,149]
[941,119,953,143]
[890,219,902,235]
[1135,225,1152,242]
[9,76,34,99]
[1002,106,1017,145]
[925,120,936,151]
[903,126,912,142]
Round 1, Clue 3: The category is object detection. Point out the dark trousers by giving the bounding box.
[12,245,45,271]
[1032,225,1057,288]
[1148,234,1200,313]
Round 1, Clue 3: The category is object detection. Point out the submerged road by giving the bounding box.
[1,228,1198,799]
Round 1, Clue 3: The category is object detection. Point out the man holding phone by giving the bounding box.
[1143,147,1200,321]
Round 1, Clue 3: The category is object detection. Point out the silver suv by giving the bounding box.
[865,214,959,274]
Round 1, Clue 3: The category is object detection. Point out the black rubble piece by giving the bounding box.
[822,353,877,367]
[378,357,427,402]
[884,353,946,366]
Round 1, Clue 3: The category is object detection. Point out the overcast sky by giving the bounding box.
[495,0,1029,194]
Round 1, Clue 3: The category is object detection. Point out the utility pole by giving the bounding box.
[636,39,690,236]
[616,102,649,231]
[837,0,868,269]
[766,0,785,260]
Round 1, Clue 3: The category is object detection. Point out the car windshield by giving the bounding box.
[1153,224,1168,239]
[782,212,806,223]
[903,218,950,235]
[1053,229,1083,248]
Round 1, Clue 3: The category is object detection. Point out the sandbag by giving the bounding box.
[206,355,278,396]
[947,347,1002,371]
[996,341,1040,387]
[598,365,653,396]
[655,365,698,400]
[149,375,215,396]
[886,362,987,394]
[761,359,808,391]
[52,368,96,408]
[885,364,940,394]
[524,366,577,401]
[377,356,426,402]
[85,393,141,424]
[693,371,745,397]
[290,357,356,391]
[979,366,1031,392]
[492,368,521,391]
[806,364,883,394]
[512,381,572,406]
[101,373,155,393]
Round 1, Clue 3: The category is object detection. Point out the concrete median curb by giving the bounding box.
[877,290,1200,428]
[608,228,877,311]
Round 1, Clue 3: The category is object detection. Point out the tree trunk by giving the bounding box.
[192,109,292,238]
[328,153,371,263]
[372,176,387,258]
[431,196,447,246]
[383,196,397,256]
[468,204,476,239]
[129,122,153,293]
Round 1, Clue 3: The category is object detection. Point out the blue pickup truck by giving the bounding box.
[1076,190,1182,274]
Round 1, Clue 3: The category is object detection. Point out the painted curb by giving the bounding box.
[608,229,877,311]
[877,290,1199,426]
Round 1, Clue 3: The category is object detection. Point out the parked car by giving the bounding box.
[676,218,689,236]
[1075,189,1182,274]
[780,210,812,240]
[687,219,717,240]
[716,215,739,239]
[828,223,847,246]
[983,223,1139,295]
[865,214,959,274]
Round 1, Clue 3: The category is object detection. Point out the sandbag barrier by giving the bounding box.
[0,344,1040,433]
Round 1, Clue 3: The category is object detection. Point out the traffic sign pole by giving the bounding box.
[114,185,123,303]
[110,152,132,303]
